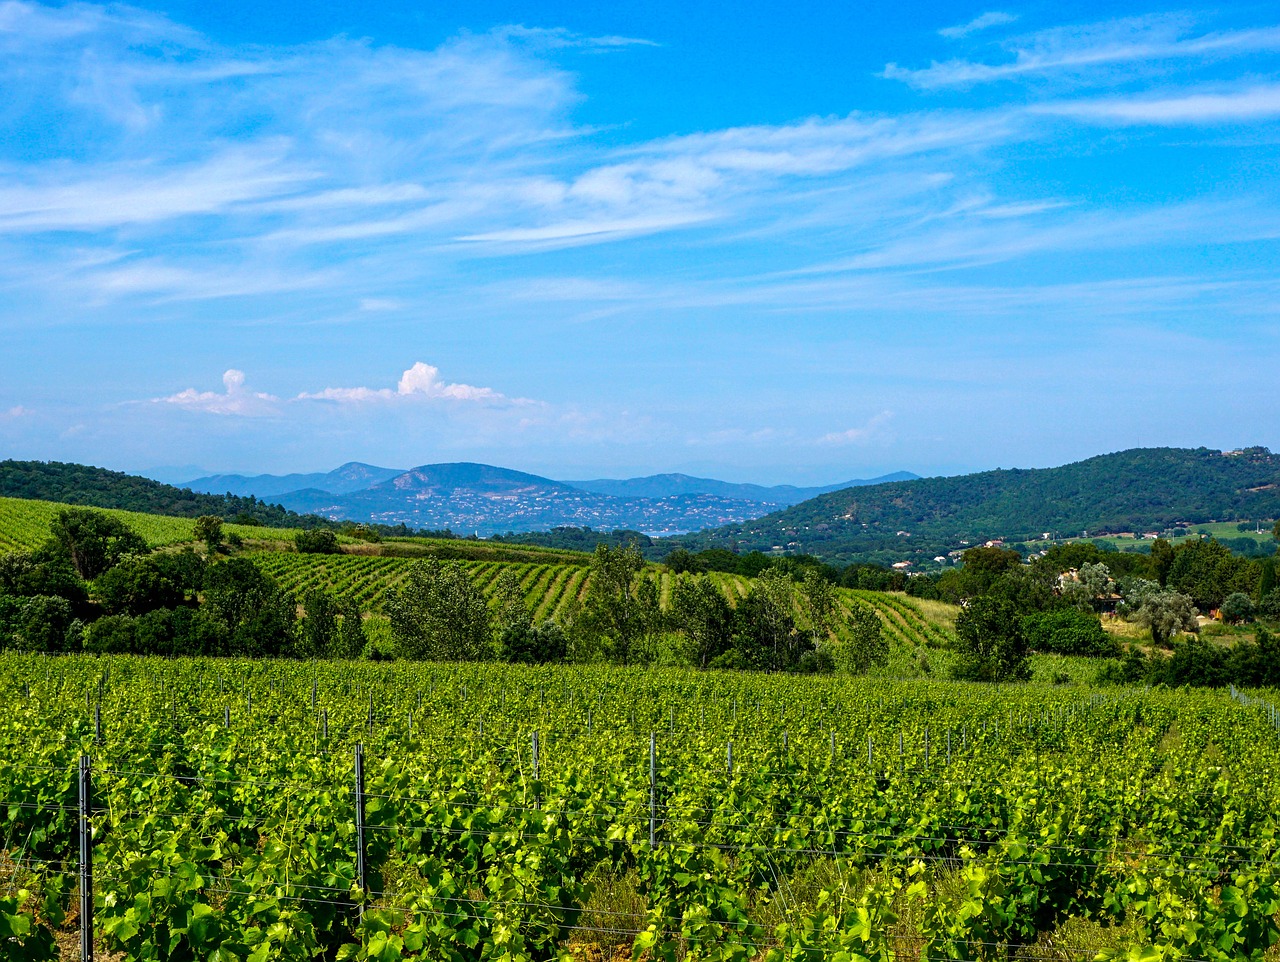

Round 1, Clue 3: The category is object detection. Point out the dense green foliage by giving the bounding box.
[491,526,658,552]
[675,447,1280,565]
[4,657,1280,961]
[0,459,322,526]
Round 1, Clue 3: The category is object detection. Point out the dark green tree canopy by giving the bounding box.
[47,508,148,580]
[952,597,1032,683]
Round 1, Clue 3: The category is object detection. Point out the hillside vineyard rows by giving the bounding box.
[250,553,760,617]
[4,655,1280,961]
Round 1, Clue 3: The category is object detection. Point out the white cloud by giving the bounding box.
[939,12,1018,40]
[886,17,1280,89]
[818,411,893,446]
[0,146,309,234]
[298,362,521,404]
[1038,83,1280,124]
[155,369,279,416]
[2,404,33,419]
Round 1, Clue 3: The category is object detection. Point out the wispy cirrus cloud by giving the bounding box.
[818,411,894,446]
[939,12,1018,41]
[5,2,1280,476]
[886,16,1280,89]
[1036,82,1280,124]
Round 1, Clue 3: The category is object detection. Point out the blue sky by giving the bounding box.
[2,0,1278,484]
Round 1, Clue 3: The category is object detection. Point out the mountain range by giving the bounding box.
[180,463,916,535]
[3,447,1275,565]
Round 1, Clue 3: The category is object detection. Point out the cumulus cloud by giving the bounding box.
[939,12,1018,40]
[155,369,279,416]
[817,411,893,446]
[2,405,33,419]
[298,362,522,404]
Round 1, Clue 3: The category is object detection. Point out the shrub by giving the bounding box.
[498,620,567,664]
[295,529,340,554]
[1020,608,1119,657]
[1220,592,1255,624]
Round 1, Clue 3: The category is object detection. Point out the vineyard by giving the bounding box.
[0,496,302,553]
[248,552,756,619]
[847,591,956,650]
[3,654,1280,961]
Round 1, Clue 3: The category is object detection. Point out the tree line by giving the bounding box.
[0,510,886,675]
[903,537,1280,685]
[384,544,886,674]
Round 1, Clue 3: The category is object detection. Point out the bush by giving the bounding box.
[1020,608,1119,657]
[1221,592,1255,624]
[498,621,567,664]
[295,529,340,555]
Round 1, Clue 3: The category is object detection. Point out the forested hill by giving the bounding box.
[672,447,1280,565]
[0,460,324,527]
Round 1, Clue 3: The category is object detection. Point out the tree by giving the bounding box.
[1118,577,1161,615]
[836,601,888,675]
[83,614,137,654]
[295,529,340,554]
[1070,562,1115,612]
[1262,589,1280,622]
[94,557,183,616]
[492,571,532,637]
[731,569,799,671]
[986,566,1059,614]
[670,575,733,668]
[386,560,491,661]
[1258,558,1276,602]
[298,590,338,658]
[1149,538,1175,586]
[1220,592,1255,625]
[499,620,567,664]
[193,516,223,554]
[202,558,295,656]
[0,549,87,603]
[570,544,649,664]
[10,596,78,653]
[951,597,1031,683]
[1136,591,1198,647]
[1167,538,1256,610]
[333,602,367,659]
[799,568,836,647]
[150,549,206,599]
[663,549,703,574]
[47,509,148,580]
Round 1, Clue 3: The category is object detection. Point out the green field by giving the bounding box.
[3,655,1279,961]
